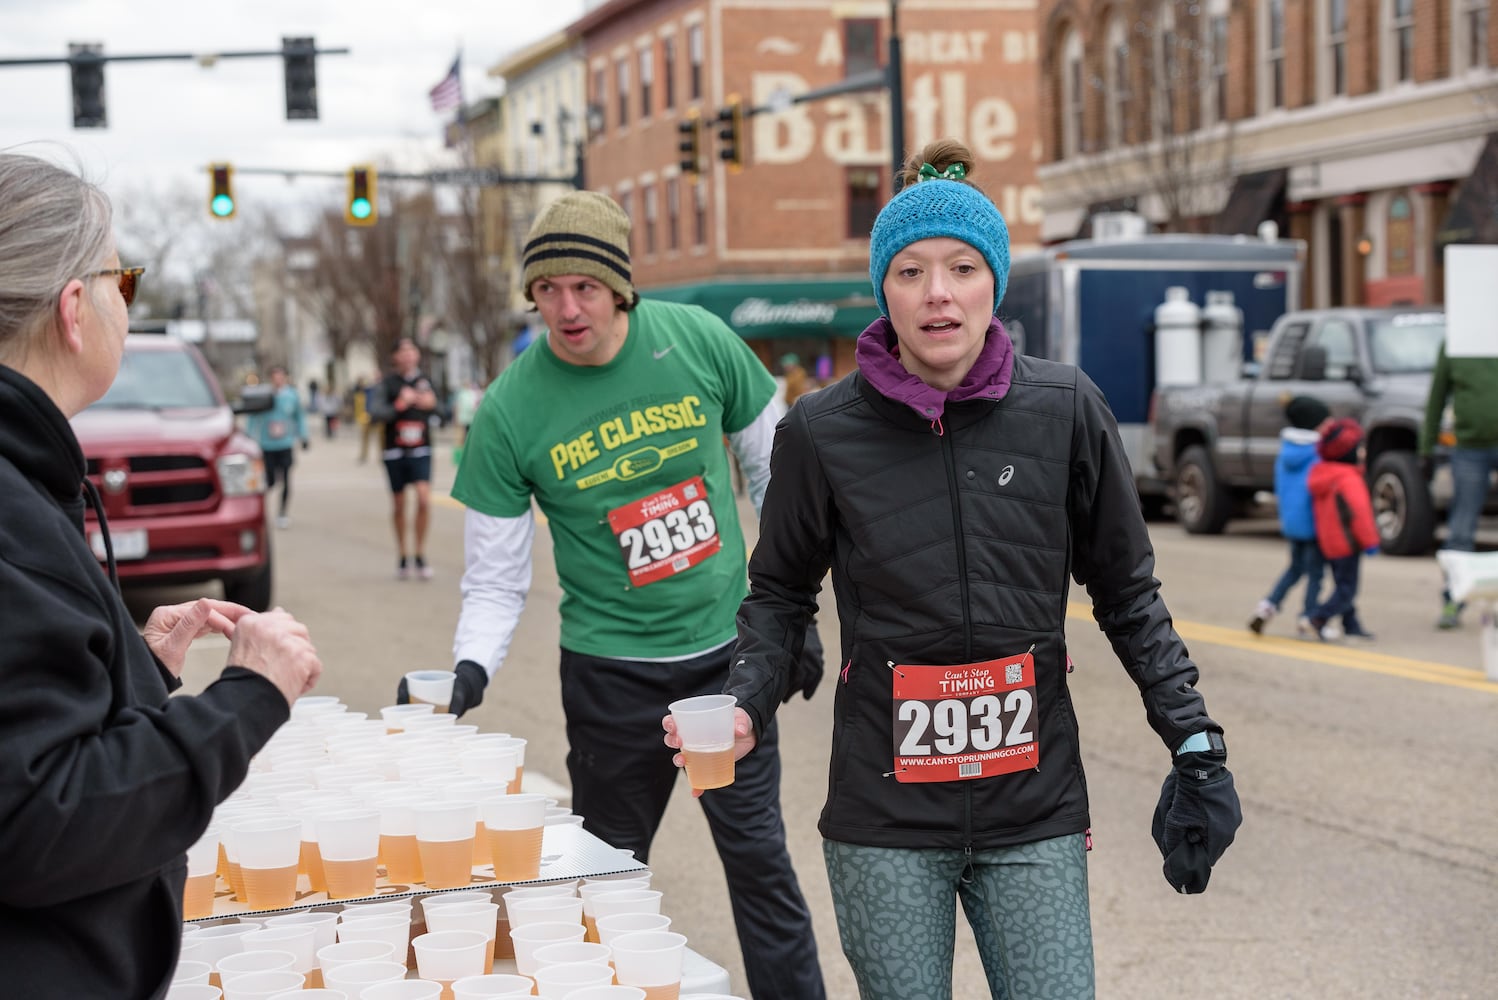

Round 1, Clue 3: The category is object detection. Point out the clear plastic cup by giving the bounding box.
[171,960,213,985]
[533,961,616,997]
[380,703,437,733]
[215,949,296,985]
[321,960,408,997]
[240,926,317,982]
[449,973,536,997]
[404,671,457,712]
[668,694,737,790]
[362,982,444,1000]
[412,929,491,984]
[227,816,303,910]
[531,940,612,970]
[609,931,688,995]
[316,938,400,974]
[579,879,650,943]
[595,913,672,949]
[190,923,258,972]
[458,747,519,786]
[264,910,341,968]
[424,901,500,973]
[508,921,587,978]
[504,892,583,930]
[314,808,382,900]
[482,793,547,882]
[335,912,410,960]
[218,970,304,999]
[589,889,663,928]
[414,800,478,889]
[402,713,459,732]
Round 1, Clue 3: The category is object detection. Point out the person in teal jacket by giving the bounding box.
[1419,343,1498,628]
[244,365,308,529]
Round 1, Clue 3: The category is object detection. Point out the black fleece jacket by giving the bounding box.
[0,365,288,999]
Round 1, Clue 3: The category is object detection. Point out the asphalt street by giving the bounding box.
[146,425,1498,1000]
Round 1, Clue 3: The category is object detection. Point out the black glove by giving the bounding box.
[1419,455,1434,484]
[394,661,489,718]
[1151,743,1241,894]
[783,619,825,703]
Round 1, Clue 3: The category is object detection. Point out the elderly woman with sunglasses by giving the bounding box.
[0,152,323,997]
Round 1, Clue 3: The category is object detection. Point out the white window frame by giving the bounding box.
[1319,0,1349,100]
[1060,28,1084,158]
[1106,16,1129,147]
[638,42,655,121]
[1260,0,1286,112]
[1201,0,1230,126]
[1382,0,1416,88]
[1152,2,1178,139]
[616,57,631,129]
[1453,0,1490,73]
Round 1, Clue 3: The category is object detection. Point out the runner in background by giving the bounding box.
[368,338,441,580]
[244,364,308,530]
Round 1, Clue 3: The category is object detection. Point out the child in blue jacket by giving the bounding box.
[1249,395,1329,634]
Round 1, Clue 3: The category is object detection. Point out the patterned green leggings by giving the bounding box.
[823,833,1095,1000]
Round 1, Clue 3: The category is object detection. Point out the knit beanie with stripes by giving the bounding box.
[521,191,638,309]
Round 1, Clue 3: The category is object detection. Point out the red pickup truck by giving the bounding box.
[71,334,275,610]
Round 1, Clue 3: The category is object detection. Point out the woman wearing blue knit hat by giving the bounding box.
[710,139,1243,999]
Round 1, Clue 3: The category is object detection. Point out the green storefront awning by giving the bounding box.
[643,276,879,339]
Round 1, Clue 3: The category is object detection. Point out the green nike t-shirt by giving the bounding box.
[452,298,776,659]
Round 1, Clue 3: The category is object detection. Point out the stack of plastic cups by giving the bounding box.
[425,900,501,974]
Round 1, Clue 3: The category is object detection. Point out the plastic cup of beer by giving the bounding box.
[404,671,457,713]
[443,783,508,868]
[218,969,304,999]
[425,900,500,973]
[413,799,479,888]
[382,702,437,733]
[609,931,688,1000]
[450,973,536,997]
[184,827,221,919]
[164,985,224,1000]
[561,989,647,1000]
[413,929,491,990]
[532,940,612,970]
[363,981,445,1000]
[596,913,672,950]
[214,949,296,987]
[482,793,547,882]
[534,961,617,997]
[504,891,583,930]
[321,960,408,997]
[315,808,381,900]
[509,921,587,977]
[240,926,317,986]
[579,879,650,943]
[172,960,213,985]
[229,816,303,910]
[667,695,737,790]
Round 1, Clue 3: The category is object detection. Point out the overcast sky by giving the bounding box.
[0,0,585,225]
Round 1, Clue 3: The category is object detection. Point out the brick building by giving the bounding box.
[566,0,1041,378]
[1036,0,1498,308]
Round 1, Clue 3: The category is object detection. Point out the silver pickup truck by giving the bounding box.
[1148,307,1454,555]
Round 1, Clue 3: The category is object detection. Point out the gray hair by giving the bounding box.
[0,151,115,363]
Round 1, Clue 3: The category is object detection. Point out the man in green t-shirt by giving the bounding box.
[419,191,825,998]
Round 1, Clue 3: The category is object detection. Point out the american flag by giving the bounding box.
[428,56,463,113]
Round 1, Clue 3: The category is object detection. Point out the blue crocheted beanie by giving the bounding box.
[868,177,1010,316]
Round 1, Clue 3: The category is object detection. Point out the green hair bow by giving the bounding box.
[917,162,967,182]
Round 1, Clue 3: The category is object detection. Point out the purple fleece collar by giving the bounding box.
[855,316,1015,422]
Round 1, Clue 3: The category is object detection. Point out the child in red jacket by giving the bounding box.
[1303,418,1380,641]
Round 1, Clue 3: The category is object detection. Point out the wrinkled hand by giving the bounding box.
[1151,750,1242,893]
[226,607,322,706]
[784,621,826,703]
[143,598,248,677]
[662,707,757,799]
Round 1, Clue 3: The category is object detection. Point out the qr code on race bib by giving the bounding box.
[1006,663,1024,685]
[672,556,691,571]
[959,762,982,778]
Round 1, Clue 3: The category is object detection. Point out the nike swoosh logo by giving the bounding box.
[653,345,676,360]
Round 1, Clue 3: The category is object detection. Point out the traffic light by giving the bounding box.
[69,43,106,129]
[677,111,701,177]
[208,163,236,220]
[345,165,377,226]
[716,96,746,170]
[282,36,318,121]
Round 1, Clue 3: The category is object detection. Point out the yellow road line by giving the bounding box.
[1065,604,1498,694]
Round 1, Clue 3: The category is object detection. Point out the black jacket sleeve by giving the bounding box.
[725,403,832,738]
[1066,373,1219,751]
[0,556,288,908]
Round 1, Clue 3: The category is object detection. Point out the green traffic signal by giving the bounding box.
[349,197,372,221]
[345,165,377,226]
[208,163,236,220]
[211,194,235,218]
